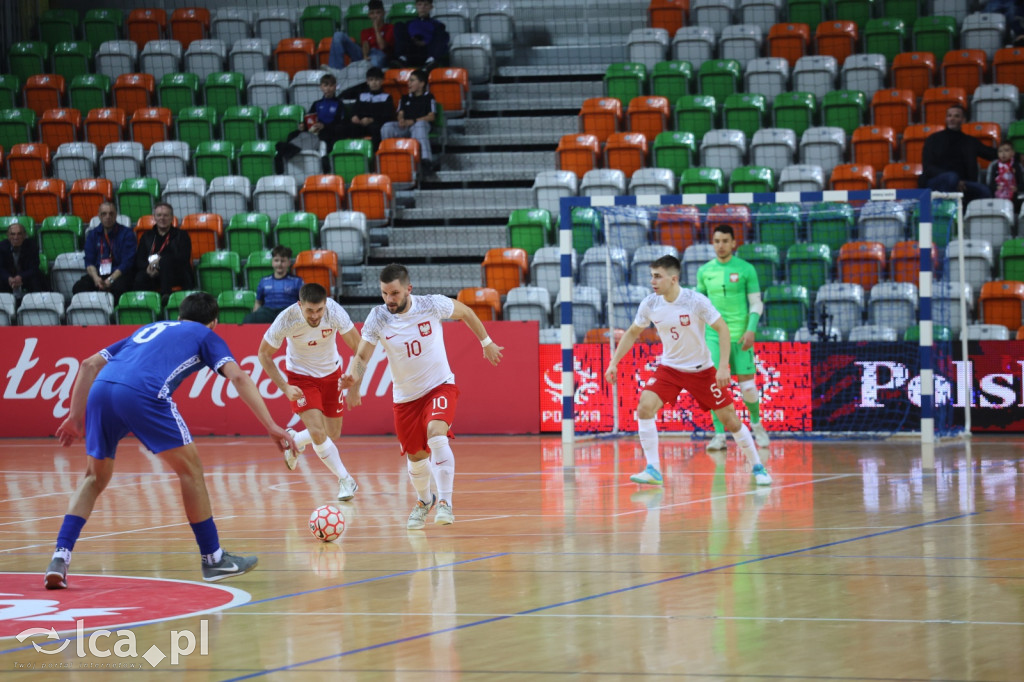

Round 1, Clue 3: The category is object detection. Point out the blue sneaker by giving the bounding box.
[752,463,772,486]
[630,465,663,486]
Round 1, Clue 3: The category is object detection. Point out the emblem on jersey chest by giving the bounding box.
[322,328,332,338]
[679,314,690,326]
[418,321,432,337]
[730,272,739,283]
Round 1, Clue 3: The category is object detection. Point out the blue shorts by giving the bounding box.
[85,381,192,459]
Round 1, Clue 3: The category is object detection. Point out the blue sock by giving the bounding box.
[55,515,87,552]
[189,517,221,562]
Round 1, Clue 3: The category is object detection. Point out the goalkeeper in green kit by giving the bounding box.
[696,225,771,452]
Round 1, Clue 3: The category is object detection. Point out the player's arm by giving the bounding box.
[604,324,644,383]
[448,299,503,365]
[340,339,374,391]
[55,352,108,446]
[340,327,361,352]
[257,338,303,402]
[220,361,297,453]
[741,291,763,351]
[710,317,733,388]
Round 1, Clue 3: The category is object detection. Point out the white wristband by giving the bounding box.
[480,336,493,348]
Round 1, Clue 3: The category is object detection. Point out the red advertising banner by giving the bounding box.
[0,321,539,438]
[539,342,813,433]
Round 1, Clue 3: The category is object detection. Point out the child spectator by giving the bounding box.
[380,69,437,171]
[987,141,1024,214]
[243,245,304,324]
[339,66,396,150]
[276,73,347,172]
[329,0,393,70]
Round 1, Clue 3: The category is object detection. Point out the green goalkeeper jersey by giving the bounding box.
[695,255,761,341]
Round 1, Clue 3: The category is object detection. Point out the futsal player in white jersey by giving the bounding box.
[604,255,772,487]
[341,263,504,529]
[258,283,363,500]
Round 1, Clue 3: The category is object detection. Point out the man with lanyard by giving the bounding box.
[133,201,194,301]
[72,201,137,303]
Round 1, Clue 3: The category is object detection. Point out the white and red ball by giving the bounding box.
[309,504,345,542]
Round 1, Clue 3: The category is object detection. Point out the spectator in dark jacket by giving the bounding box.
[329,0,393,70]
[380,68,437,170]
[133,202,194,301]
[921,105,998,203]
[276,73,347,171]
[339,67,396,149]
[0,221,46,298]
[393,0,449,69]
[72,201,136,303]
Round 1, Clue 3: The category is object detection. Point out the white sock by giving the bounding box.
[427,435,455,506]
[407,457,432,504]
[637,418,660,470]
[52,548,71,563]
[731,425,762,467]
[201,548,224,566]
[312,439,349,478]
[293,429,313,451]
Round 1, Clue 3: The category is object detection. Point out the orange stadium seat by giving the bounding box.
[275,38,315,79]
[838,240,886,289]
[871,90,916,136]
[39,108,82,148]
[69,178,114,223]
[84,107,126,152]
[317,37,332,67]
[127,8,167,49]
[993,47,1024,90]
[383,68,413,106]
[0,179,19,216]
[300,174,347,221]
[181,212,223,259]
[921,87,967,125]
[170,7,210,50]
[851,126,897,171]
[963,121,1000,171]
[578,97,623,144]
[482,247,528,296]
[655,205,702,250]
[890,241,938,284]
[902,124,940,164]
[129,106,172,150]
[648,0,689,37]
[980,280,1024,330]
[942,49,987,95]
[294,249,339,293]
[604,131,648,178]
[23,178,66,224]
[457,287,502,321]
[768,23,811,67]
[831,163,875,191]
[112,73,155,115]
[8,143,51,186]
[706,204,751,246]
[882,163,922,189]
[375,138,421,188]
[815,20,858,66]
[135,213,181,242]
[23,74,66,117]
[556,133,601,178]
[627,96,670,145]
[891,52,936,100]
[1018,325,1024,340]
[584,327,626,344]
[428,68,469,118]
[348,173,393,225]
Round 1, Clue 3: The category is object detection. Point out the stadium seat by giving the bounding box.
[913,16,957,62]
[139,39,183,83]
[9,42,49,83]
[0,108,36,150]
[0,181,19,217]
[229,38,273,82]
[375,138,421,189]
[116,177,159,224]
[0,75,20,110]
[578,97,622,145]
[164,289,201,321]
[891,241,939,284]
[738,242,780,286]
[787,242,833,291]
[627,96,670,145]
[185,39,228,83]
[128,106,171,150]
[978,280,1024,330]
[882,163,922,190]
[264,104,302,146]
[428,68,470,118]
[170,7,211,50]
[864,18,907,64]
[321,211,368,272]
[67,291,115,326]
[294,249,338,294]
[698,59,741,102]
[96,40,138,81]
[654,205,702,251]
[214,289,255,324]
[946,239,994,306]
[807,201,855,254]
[838,241,887,289]
[234,140,274,186]
[963,122,1000,172]
[580,169,628,196]
[755,203,801,254]
[450,32,495,84]
[700,129,746,179]
[224,211,269,259]
[181,212,223,259]
[245,70,288,109]
[53,142,97,185]
[740,0,780,24]
[504,285,553,327]
[720,25,764,64]
[23,75,66,118]
[84,107,127,153]
[965,198,1014,250]
[942,49,987,95]
[156,73,198,113]
[778,163,826,191]
[847,324,898,341]
[840,53,887,100]
[83,9,123,52]
[721,93,766,139]
[1000,238,1024,281]
[145,140,190,187]
[18,291,65,325]
[763,284,810,335]
[962,12,1006,60]
[772,91,817,138]
[868,281,918,335]
[729,166,774,193]
[651,60,694,103]
[965,323,1010,340]
[744,57,790,104]
[221,106,265,148]
[507,208,553,256]
[126,8,167,50]
[815,20,858,67]
[39,215,83,262]
[768,22,811,67]
[162,176,206,217]
[300,174,346,221]
[902,124,941,165]
[242,248,273,290]
[68,178,113,224]
[851,126,897,172]
[870,90,916,136]
[203,72,244,115]
[8,143,51,187]
[905,323,953,342]
[555,136,603,184]
[793,55,838,101]
[831,163,875,191]
[674,95,718,142]
[672,26,717,70]
[37,109,80,150]
[472,0,515,51]
[891,51,937,100]
[347,174,393,226]
[173,106,215,149]
[112,73,154,116]
[993,47,1024,90]
[532,170,578,217]
[115,290,160,325]
[194,141,236,183]
[581,245,630,289]
[255,8,298,47]
[47,250,83,303]
[651,131,696,177]
[628,244,676,284]
[814,281,865,338]
[971,84,1019,132]
[922,87,968,125]
[629,167,675,196]
[253,177,300,227]
[381,67,413,106]
[603,207,650,259]
[603,62,646,106]
[604,132,649,178]
[22,178,66,224]
[482,247,529,295]
[39,9,79,49]
[679,166,725,193]
[196,250,240,296]
[274,38,314,79]
[707,204,752,245]
[749,129,797,175]
[457,286,502,321]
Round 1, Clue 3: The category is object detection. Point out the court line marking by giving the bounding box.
[219,510,983,681]
[0,516,238,554]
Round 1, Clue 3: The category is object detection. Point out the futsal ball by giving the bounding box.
[309,504,345,542]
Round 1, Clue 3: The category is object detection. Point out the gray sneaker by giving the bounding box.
[751,422,771,448]
[337,475,358,501]
[201,551,258,582]
[283,428,300,470]
[407,494,436,530]
[434,501,454,525]
[44,557,68,590]
[706,433,728,451]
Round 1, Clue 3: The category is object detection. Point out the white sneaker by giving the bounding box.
[283,428,300,470]
[434,500,454,525]
[706,433,728,451]
[407,494,436,530]
[337,475,358,501]
[752,464,772,486]
[751,422,771,448]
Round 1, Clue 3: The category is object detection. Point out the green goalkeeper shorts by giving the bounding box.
[708,340,756,376]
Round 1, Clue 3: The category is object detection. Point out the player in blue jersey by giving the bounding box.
[46,292,297,589]
[243,245,303,324]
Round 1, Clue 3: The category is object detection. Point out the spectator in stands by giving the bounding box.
[338,66,396,150]
[393,0,449,70]
[329,0,393,70]
[0,221,46,299]
[276,73,346,172]
[243,245,304,324]
[132,202,194,302]
[921,105,998,203]
[72,201,136,304]
[986,141,1024,215]
[380,69,438,172]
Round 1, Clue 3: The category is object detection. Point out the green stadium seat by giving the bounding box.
[680,167,724,194]
[652,131,696,176]
[226,212,272,259]
[674,95,717,141]
[203,72,244,115]
[266,104,303,144]
[116,177,159,223]
[165,289,202,320]
[763,284,810,335]
[83,9,123,52]
[39,9,80,49]
[822,89,867,136]
[69,73,109,112]
[217,289,256,323]
[786,0,827,31]
[604,62,648,105]
[330,138,374,183]
[0,215,35,239]
[237,140,276,185]
[39,215,83,262]
[921,198,957,248]
[756,203,802,254]
[197,250,241,296]
[194,141,236,183]
[0,75,20,109]
[904,324,952,342]
[244,249,274,291]
[755,326,788,341]
[116,290,161,324]
[864,18,907,64]
[300,6,342,44]
[158,73,199,114]
[786,243,832,292]
[729,165,774,193]
[772,91,817,137]
[808,202,855,254]
[1000,238,1024,281]
[884,0,918,28]
[722,93,767,139]
[834,0,874,28]
[698,59,741,101]
[0,108,37,149]
[387,2,418,23]
[222,105,266,148]
[507,208,554,256]
[274,211,318,254]
[737,243,780,286]
[913,17,957,62]
[344,3,372,41]
[176,106,218,149]
[651,60,693,102]
[9,42,49,82]
[52,42,93,83]
[1007,120,1024,155]
[571,206,601,254]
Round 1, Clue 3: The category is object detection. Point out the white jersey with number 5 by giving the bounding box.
[634,289,721,373]
[263,298,355,377]
[361,294,456,403]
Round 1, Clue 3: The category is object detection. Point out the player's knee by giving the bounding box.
[739,379,758,404]
[720,410,741,431]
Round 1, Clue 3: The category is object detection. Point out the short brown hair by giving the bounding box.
[299,283,328,304]
[271,245,293,260]
[379,263,410,285]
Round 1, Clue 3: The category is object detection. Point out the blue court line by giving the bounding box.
[219,510,983,681]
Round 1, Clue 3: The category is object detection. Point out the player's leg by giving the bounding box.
[46,456,115,589]
[632,389,666,485]
[398,395,437,529]
[424,385,459,525]
[299,409,356,499]
[713,405,772,486]
[736,368,770,448]
[707,338,729,452]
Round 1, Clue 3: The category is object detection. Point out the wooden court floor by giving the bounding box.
[0,434,1022,680]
